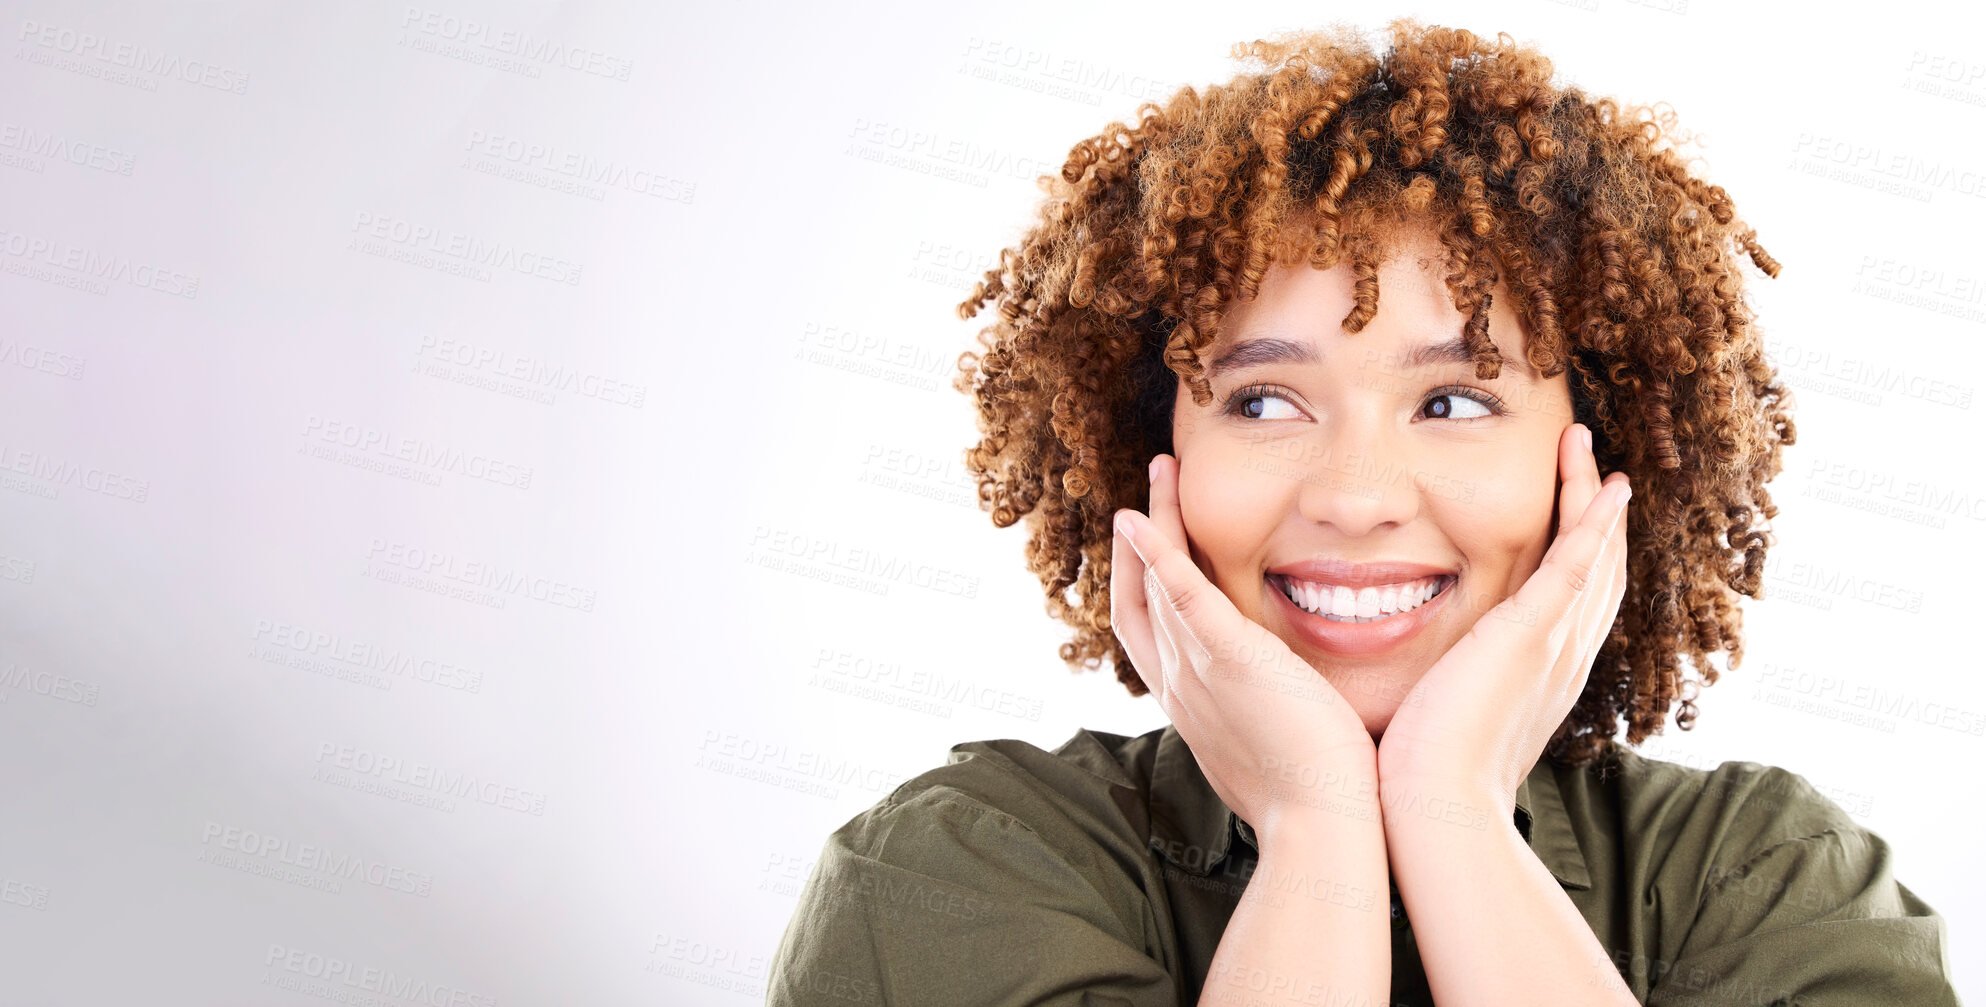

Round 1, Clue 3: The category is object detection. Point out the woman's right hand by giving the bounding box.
[1110,453,1380,845]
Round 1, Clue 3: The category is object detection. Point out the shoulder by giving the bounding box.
[768,727,1181,1006]
[810,726,1168,902]
[1559,748,1960,1004]
[926,725,1160,810]
[1556,746,1942,951]
[1566,745,1863,878]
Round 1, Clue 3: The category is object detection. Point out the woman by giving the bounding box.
[767,19,1960,1006]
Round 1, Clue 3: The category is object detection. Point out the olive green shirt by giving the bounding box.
[767,724,1961,1006]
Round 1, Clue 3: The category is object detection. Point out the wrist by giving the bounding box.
[1252,802,1389,913]
[1376,774,1515,841]
[1252,771,1385,854]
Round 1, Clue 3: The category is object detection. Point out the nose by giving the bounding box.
[1291,417,1423,537]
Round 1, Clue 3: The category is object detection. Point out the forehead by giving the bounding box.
[1222,228,1467,329]
[1210,237,1536,376]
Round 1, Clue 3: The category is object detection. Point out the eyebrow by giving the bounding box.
[1206,333,1534,380]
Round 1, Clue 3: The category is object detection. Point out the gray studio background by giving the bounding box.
[1,0,1981,1003]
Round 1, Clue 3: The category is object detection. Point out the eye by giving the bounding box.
[1220,384,1306,421]
[1418,385,1506,421]
[1220,382,1509,422]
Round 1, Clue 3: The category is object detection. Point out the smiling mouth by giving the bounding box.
[1268,573,1457,624]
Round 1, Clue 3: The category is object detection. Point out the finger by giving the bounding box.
[1146,454,1190,555]
[1550,423,1621,679]
[1555,489,1633,699]
[1553,423,1605,548]
[1139,454,1213,690]
[1523,472,1632,647]
[1121,506,1235,715]
[1110,509,1166,705]
[1593,499,1632,662]
[1591,487,1630,626]
[1120,508,1203,715]
[1134,512,1212,675]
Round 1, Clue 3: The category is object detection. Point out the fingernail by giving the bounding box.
[1148,458,1161,484]
[1581,425,1593,452]
[1117,513,1146,560]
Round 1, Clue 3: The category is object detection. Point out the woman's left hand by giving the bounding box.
[1374,422,1632,820]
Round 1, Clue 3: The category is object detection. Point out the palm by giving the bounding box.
[1377,598,1558,789]
[1376,445,1631,798]
[1112,454,1378,830]
[1202,595,1373,754]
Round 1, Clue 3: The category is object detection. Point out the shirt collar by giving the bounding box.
[1146,723,1591,890]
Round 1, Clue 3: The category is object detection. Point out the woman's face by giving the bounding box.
[1170,226,1574,739]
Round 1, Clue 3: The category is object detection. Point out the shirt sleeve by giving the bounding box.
[1645,787,1961,1007]
[766,784,1178,1007]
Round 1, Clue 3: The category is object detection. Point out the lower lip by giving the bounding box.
[1268,574,1454,657]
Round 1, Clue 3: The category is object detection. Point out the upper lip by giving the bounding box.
[1266,559,1457,590]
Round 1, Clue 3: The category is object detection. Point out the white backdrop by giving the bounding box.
[1,1,1980,1003]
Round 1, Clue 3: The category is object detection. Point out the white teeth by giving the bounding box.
[1331,585,1356,617]
[1279,575,1449,621]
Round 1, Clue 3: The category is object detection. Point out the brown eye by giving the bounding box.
[1221,386,1303,421]
[1419,387,1502,421]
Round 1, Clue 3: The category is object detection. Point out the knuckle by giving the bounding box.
[1562,563,1592,593]
[1171,583,1199,619]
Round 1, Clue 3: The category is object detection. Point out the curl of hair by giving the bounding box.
[951,18,1794,767]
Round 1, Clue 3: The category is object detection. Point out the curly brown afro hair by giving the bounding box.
[950,17,1794,767]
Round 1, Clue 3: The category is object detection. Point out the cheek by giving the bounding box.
[1441,454,1559,581]
[1176,443,1288,583]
